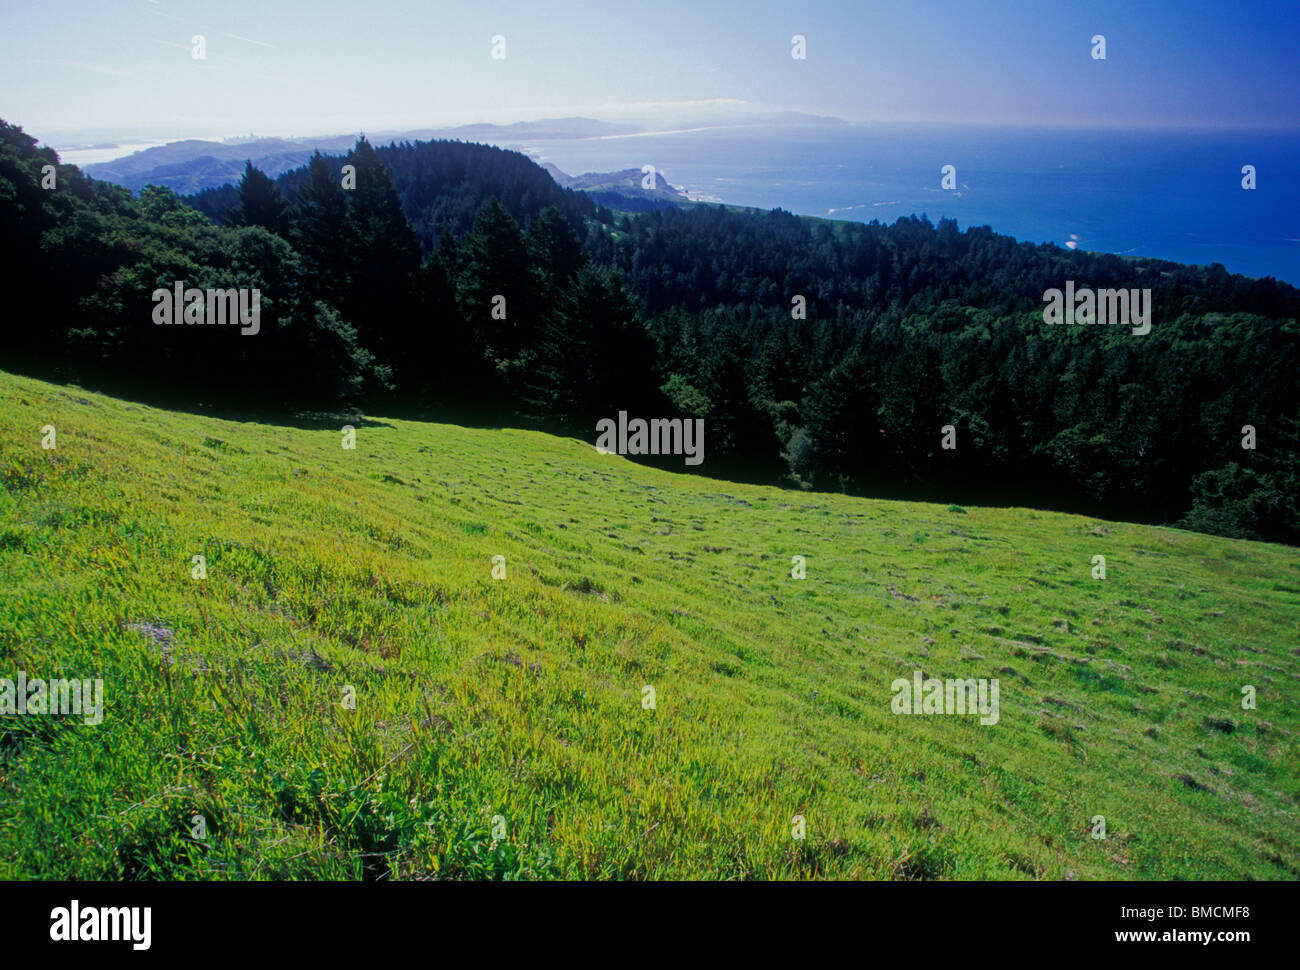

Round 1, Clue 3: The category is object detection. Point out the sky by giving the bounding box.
[2,0,1298,144]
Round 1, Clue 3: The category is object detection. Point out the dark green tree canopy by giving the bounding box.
[225,161,288,236]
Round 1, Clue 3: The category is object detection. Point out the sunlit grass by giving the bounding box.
[1,370,1296,879]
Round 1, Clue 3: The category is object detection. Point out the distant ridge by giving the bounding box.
[80,118,639,193]
[78,112,844,194]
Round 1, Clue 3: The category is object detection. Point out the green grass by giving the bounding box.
[1,369,1297,880]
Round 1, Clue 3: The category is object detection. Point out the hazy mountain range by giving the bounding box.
[77,112,840,196]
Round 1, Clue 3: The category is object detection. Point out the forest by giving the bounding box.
[2,120,1297,543]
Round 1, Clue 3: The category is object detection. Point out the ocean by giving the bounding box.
[513,123,1300,286]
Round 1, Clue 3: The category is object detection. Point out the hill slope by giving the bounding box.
[1,370,1297,879]
[79,119,638,194]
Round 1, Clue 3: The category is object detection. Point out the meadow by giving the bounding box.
[1,369,1296,879]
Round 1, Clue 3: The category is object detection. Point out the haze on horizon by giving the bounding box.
[2,0,1298,147]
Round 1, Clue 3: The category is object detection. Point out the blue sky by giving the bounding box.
[3,0,1298,141]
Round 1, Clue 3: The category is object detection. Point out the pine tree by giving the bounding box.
[340,137,420,388]
[526,205,584,302]
[225,161,288,236]
[454,196,538,380]
[525,265,658,426]
[291,151,350,309]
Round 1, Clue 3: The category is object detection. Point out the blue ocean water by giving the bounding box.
[520,124,1300,286]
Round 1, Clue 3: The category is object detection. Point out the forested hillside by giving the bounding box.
[3,119,1297,543]
[188,139,599,255]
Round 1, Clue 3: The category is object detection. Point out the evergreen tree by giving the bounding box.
[453,197,538,388]
[225,161,288,236]
[525,265,659,426]
[527,205,584,301]
[698,328,783,478]
[341,137,420,389]
[291,151,350,309]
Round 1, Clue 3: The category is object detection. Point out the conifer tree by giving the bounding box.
[225,161,288,236]
[291,151,350,308]
[454,197,538,380]
[340,137,420,387]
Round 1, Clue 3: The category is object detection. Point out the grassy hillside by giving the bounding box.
[1,369,1296,880]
